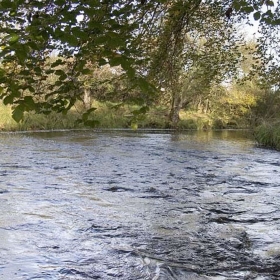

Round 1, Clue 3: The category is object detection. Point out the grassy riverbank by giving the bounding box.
[0,103,82,131]
[0,101,256,131]
[254,122,280,150]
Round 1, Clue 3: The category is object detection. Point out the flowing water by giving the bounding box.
[0,129,280,280]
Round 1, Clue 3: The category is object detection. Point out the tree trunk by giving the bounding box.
[83,88,92,110]
[203,98,210,113]
[169,93,181,128]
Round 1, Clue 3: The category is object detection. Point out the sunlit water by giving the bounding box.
[0,130,279,280]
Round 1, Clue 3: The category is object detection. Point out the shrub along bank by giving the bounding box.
[254,122,280,151]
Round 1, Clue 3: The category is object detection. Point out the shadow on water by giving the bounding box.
[0,129,280,279]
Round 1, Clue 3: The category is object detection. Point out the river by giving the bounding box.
[0,129,279,280]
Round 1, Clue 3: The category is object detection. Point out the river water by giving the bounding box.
[0,130,280,280]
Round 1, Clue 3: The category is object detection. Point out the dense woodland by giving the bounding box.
[0,0,280,148]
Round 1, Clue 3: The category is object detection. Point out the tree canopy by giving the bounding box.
[0,0,279,123]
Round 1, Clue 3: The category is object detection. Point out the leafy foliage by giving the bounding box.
[254,121,280,150]
[0,0,279,124]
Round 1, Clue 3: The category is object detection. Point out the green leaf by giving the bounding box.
[81,68,91,74]
[66,34,79,46]
[20,69,31,75]
[3,95,14,105]
[15,45,30,63]
[28,86,35,93]
[253,11,261,21]
[120,57,132,71]
[232,1,243,11]
[108,37,125,48]
[34,67,42,74]
[55,80,63,86]
[109,55,123,67]
[59,74,67,81]
[45,69,55,74]
[12,106,24,122]
[126,66,136,79]
[137,77,154,92]
[1,0,14,8]
[55,70,67,81]
[98,58,108,66]
[0,68,5,78]
[266,1,274,6]
[23,96,36,110]
[39,30,49,41]
[27,41,39,50]
[0,48,10,58]
[241,6,254,13]
[95,36,108,45]
[9,33,19,44]
[55,0,66,5]
[261,10,274,24]
[51,59,63,67]
[272,18,280,25]
[54,28,64,39]
[72,27,88,40]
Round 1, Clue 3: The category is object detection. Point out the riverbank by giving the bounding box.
[254,121,280,151]
[0,102,250,131]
